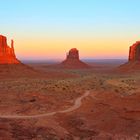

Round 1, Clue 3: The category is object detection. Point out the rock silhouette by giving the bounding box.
[0,35,20,64]
[60,48,90,69]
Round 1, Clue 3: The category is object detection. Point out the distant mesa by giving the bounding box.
[0,35,20,64]
[60,48,90,69]
[119,41,140,72]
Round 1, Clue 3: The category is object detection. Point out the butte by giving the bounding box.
[0,35,20,64]
[59,48,90,69]
[0,35,37,77]
[119,41,140,71]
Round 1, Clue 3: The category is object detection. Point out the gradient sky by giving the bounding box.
[1,0,140,60]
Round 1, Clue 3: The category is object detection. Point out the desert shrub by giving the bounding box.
[115,89,119,93]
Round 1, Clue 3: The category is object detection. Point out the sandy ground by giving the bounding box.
[0,63,139,139]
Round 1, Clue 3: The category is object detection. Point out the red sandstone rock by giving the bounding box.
[129,41,140,61]
[118,41,140,72]
[0,35,20,64]
[66,48,79,60]
[60,48,90,69]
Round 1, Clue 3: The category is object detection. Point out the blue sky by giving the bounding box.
[0,0,140,59]
[1,0,139,25]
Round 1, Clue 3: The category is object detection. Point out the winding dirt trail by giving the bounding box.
[0,91,91,119]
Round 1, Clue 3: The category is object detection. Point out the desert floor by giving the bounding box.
[0,62,139,140]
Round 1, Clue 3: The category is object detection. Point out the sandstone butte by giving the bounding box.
[0,35,20,64]
[129,41,140,61]
[61,48,90,69]
[119,41,140,71]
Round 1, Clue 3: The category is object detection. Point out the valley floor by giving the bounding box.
[0,63,139,139]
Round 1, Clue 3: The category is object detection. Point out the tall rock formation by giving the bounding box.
[66,48,79,60]
[60,48,90,69]
[119,41,140,72]
[129,41,140,61]
[0,35,20,64]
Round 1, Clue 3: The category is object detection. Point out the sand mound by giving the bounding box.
[118,61,140,72]
[0,64,38,78]
[60,59,90,69]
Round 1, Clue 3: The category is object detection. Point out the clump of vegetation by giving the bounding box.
[115,89,119,93]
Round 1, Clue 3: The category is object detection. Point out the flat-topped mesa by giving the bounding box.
[129,41,140,62]
[0,35,20,64]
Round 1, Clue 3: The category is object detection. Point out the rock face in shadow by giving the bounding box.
[60,48,90,69]
[0,35,20,64]
[119,41,140,72]
[129,41,140,62]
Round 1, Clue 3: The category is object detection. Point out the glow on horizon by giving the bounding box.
[1,0,140,60]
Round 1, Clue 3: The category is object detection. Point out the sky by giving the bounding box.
[1,0,140,60]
